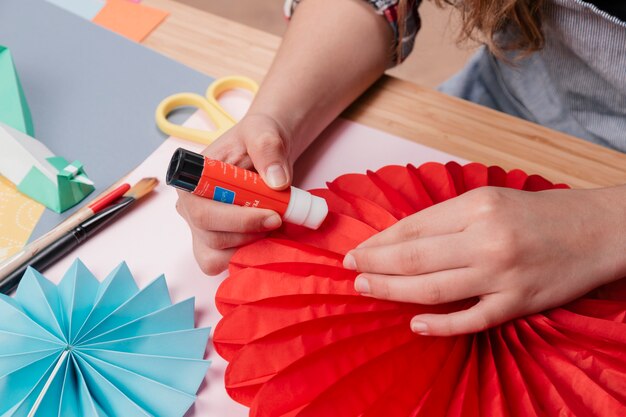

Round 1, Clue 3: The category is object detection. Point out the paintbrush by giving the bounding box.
[0,177,158,294]
[0,183,131,282]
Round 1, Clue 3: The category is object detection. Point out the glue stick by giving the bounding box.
[166,148,328,229]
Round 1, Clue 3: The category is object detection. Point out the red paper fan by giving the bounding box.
[214,162,626,417]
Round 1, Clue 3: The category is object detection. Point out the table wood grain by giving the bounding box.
[143,0,626,188]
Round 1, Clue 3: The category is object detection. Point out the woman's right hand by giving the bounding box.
[175,113,294,275]
[176,0,394,276]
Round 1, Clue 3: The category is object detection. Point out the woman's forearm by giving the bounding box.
[598,185,626,282]
[247,0,394,162]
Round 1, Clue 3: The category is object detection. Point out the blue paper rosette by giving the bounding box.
[0,259,210,417]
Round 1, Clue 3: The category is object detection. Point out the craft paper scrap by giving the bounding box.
[0,122,95,213]
[93,0,170,43]
[45,0,105,20]
[215,162,626,416]
[0,176,45,262]
[0,46,34,136]
[0,259,211,417]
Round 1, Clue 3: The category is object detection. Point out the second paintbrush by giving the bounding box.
[0,177,158,294]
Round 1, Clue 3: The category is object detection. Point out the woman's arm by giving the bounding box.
[248,0,395,168]
[177,0,395,275]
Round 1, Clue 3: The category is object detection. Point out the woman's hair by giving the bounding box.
[399,0,546,58]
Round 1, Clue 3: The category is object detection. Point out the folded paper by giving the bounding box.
[0,48,94,213]
[214,162,626,416]
[0,259,211,417]
[0,46,33,136]
[0,122,95,212]
[93,0,169,43]
[0,176,45,262]
[0,45,45,260]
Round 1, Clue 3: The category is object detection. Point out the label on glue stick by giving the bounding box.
[192,158,292,215]
[167,148,329,229]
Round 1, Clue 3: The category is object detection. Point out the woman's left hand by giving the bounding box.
[343,186,626,336]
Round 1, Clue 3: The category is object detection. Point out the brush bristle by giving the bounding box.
[124,177,159,200]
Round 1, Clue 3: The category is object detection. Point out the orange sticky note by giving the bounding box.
[93,0,169,43]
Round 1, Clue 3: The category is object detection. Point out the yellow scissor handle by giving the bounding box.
[155,92,235,145]
[207,75,258,100]
[155,75,259,145]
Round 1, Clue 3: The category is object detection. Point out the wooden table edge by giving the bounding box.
[142,0,626,188]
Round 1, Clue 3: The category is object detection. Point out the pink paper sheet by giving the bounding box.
[45,99,465,415]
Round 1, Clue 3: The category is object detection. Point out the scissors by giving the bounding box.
[155,75,259,145]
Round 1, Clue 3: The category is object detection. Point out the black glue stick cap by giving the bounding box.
[166,148,205,192]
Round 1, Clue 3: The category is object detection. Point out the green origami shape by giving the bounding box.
[0,48,95,213]
[0,45,34,136]
[18,157,95,213]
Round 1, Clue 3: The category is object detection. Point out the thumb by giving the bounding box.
[246,130,292,190]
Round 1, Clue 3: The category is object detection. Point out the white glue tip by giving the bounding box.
[283,187,329,229]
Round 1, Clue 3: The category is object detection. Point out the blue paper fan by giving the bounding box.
[0,259,211,417]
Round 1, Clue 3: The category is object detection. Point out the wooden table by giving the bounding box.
[143,0,626,189]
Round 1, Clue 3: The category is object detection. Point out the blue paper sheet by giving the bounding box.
[45,0,105,20]
[0,0,213,242]
[0,259,210,417]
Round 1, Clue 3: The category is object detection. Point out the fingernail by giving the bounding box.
[411,320,429,335]
[354,276,370,293]
[343,253,356,270]
[263,214,282,229]
[265,164,288,188]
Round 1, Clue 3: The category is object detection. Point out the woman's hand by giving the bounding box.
[175,113,293,275]
[175,0,399,276]
[344,186,626,336]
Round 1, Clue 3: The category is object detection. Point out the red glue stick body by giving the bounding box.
[166,148,328,229]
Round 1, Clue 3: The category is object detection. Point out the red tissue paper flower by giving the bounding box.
[214,162,626,417]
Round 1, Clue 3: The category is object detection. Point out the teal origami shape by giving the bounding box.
[0,259,211,417]
[0,122,95,212]
[19,156,96,213]
[0,45,34,136]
